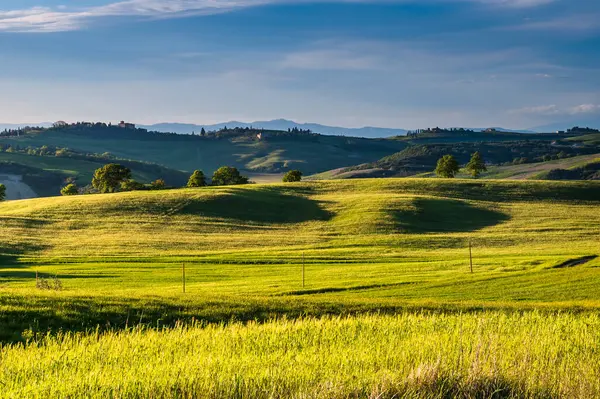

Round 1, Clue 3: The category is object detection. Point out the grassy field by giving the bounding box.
[3,313,600,398]
[1,178,600,397]
[482,153,600,180]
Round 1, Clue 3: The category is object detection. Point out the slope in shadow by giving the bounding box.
[179,188,333,224]
[394,198,509,233]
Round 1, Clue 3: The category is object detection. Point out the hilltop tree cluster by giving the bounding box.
[435,152,487,178]
[63,164,267,196]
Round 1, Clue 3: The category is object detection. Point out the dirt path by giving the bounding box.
[0,174,38,200]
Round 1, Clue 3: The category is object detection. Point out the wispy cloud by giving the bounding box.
[0,0,564,33]
[511,104,600,116]
[0,0,269,32]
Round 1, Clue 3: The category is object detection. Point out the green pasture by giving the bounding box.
[1,178,599,341]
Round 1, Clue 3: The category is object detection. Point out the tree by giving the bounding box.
[465,152,487,178]
[150,179,167,190]
[0,184,5,201]
[187,170,207,187]
[211,166,249,186]
[120,179,146,191]
[60,183,78,196]
[200,128,206,136]
[435,155,460,178]
[91,164,132,193]
[283,170,303,182]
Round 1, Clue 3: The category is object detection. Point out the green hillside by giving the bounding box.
[0,151,190,197]
[1,179,600,336]
[2,178,600,397]
[0,125,406,176]
[314,138,600,179]
[482,153,600,180]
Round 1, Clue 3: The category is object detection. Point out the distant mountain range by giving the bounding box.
[3,118,597,138]
[140,119,538,138]
[139,119,408,138]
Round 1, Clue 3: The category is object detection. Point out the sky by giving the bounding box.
[0,0,599,130]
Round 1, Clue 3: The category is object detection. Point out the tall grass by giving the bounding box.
[1,312,598,398]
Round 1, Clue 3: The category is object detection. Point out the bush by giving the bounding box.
[150,179,167,190]
[283,170,303,183]
[187,170,207,188]
[211,167,249,186]
[60,183,79,196]
[120,179,146,192]
[0,183,5,201]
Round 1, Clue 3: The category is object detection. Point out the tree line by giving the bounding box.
[61,165,304,196]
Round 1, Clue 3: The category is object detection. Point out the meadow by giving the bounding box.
[1,178,600,397]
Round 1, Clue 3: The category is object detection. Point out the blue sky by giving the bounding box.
[0,0,598,129]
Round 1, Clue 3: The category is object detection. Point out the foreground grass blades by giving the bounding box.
[2,313,599,398]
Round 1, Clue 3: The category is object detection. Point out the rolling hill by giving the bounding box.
[2,178,600,396]
[0,149,190,198]
[0,124,407,178]
[314,132,600,180]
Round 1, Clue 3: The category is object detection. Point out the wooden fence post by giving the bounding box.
[469,239,473,274]
[302,252,305,288]
[182,263,186,293]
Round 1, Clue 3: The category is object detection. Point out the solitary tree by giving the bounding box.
[435,155,460,178]
[91,164,132,193]
[465,152,487,178]
[211,166,249,186]
[60,183,78,196]
[283,170,303,182]
[187,170,207,187]
[200,128,206,136]
[0,184,5,201]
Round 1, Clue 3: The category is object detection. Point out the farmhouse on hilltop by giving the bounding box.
[118,121,136,129]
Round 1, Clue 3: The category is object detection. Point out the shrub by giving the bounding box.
[60,183,79,196]
[283,170,303,183]
[120,179,146,192]
[187,170,207,188]
[211,167,249,186]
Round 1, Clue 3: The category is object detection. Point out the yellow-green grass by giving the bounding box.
[1,179,600,341]
[481,153,600,180]
[2,313,600,398]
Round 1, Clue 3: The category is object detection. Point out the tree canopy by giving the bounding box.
[120,179,145,192]
[187,170,207,188]
[91,164,132,193]
[211,166,249,186]
[283,170,303,183]
[150,179,167,190]
[435,155,460,178]
[60,183,78,196]
[465,152,487,178]
[0,184,5,201]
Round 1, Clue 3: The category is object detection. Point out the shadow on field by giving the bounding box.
[0,242,49,267]
[394,198,510,233]
[178,188,333,223]
[0,270,117,282]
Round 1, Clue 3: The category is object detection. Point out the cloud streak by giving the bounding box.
[0,0,562,32]
[511,104,600,116]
